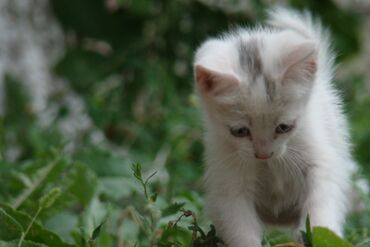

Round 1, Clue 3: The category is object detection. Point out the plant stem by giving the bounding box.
[17,207,42,247]
[143,181,149,200]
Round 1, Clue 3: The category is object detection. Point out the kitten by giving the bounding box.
[194,8,357,247]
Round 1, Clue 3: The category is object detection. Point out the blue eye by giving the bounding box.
[230,126,250,137]
[275,124,293,134]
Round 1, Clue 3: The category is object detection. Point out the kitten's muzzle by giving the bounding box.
[254,152,274,160]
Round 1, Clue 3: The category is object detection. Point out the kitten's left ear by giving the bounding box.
[194,65,240,95]
[281,41,317,83]
[194,39,240,97]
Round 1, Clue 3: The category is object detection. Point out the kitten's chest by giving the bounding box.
[252,160,310,226]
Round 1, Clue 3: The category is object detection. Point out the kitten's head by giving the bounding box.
[194,30,317,160]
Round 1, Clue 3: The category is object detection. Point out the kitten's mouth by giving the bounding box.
[254,152,274,160]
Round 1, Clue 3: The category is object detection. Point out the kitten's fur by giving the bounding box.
[194,8,357,247]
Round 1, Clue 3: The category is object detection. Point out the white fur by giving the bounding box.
[194,8,357,246]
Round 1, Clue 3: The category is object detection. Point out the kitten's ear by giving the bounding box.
[281,41,317,83]
[194,65,240,95]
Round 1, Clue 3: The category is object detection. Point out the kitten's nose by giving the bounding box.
[254,152,273,160]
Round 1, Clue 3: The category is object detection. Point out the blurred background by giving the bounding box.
[0,0,369,246]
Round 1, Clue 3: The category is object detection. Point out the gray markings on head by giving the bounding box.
[239,38,262,81]
[264,76,276,101]
[239,38,277,101]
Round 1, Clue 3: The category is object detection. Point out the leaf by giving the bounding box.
[0,208,23,241]
[312,227,354,247]
[74,148,132,177]
[126,206,147,234]
[67,162,98,207]
[0,239,48,247]
[272,243,305,247]
[43,212,78,244]
[162,202,185,217]
[91,220,106,241]
[262,234,272,247]
[131,163,143,183]
[305,216,312,245]
[301,216,313,247]
[53,49,112,93]
[99,177,139,200]
[149,193,157,203]
[39,188,61,209]
[0,204,75,247]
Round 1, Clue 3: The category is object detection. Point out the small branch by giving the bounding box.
[17,207,42,247]
[143,171,157,201]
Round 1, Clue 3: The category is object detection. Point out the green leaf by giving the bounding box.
[39,188,61,209]
[131,163,143,183]
[54,49,112,93]
[300,215,313,247]
[162,202,185,217]
[91,220,106,241]
[262,234,272,247]
[0,204,75,247]
[67,162,98,207]
[0,239,48,247]
[305,216,312,243]
[312,227,354,247]
[74,148,132,177]
[149,193,157,203]
[0,208,23,241]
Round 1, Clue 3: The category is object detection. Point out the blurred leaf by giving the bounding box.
[90,219,106,241]
[149,193,157,203]
[131,163,143,183]
[0,208,23,241]
[0,240,48,247]
[162,202,185,217]
[54,49,114,94]
[67,162,98,207]
[0,205,75,247]
[313,227,354,247]
[3,75,33,125]
[272,243,304,247]
[39,188,62,209]
[300,215,313,247]
[44,212,78,244]
[50,0,145,47]
[74,148,132,177]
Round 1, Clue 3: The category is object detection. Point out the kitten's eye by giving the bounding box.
[230,126,250,137]
[275,124,293,134]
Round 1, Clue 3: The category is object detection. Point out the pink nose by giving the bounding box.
[254,152,273,160]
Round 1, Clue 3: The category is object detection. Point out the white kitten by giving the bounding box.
[194,8,357,247]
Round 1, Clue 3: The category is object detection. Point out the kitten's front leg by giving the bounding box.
[206,194,263,247]
[303,165,349,236]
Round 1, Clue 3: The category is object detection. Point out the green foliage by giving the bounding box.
[301,216,313,247]
[0,240,48,247]
[312,227,353,247]
[1,0,369,246]
[0,204,74,247]
[0,209,23,241]
[39,188,62,210]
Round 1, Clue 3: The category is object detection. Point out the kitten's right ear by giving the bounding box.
[281,41,317,83]
[194,65,240,95]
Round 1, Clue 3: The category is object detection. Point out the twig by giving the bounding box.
[17,207,42,247]
[143,171,157,200]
